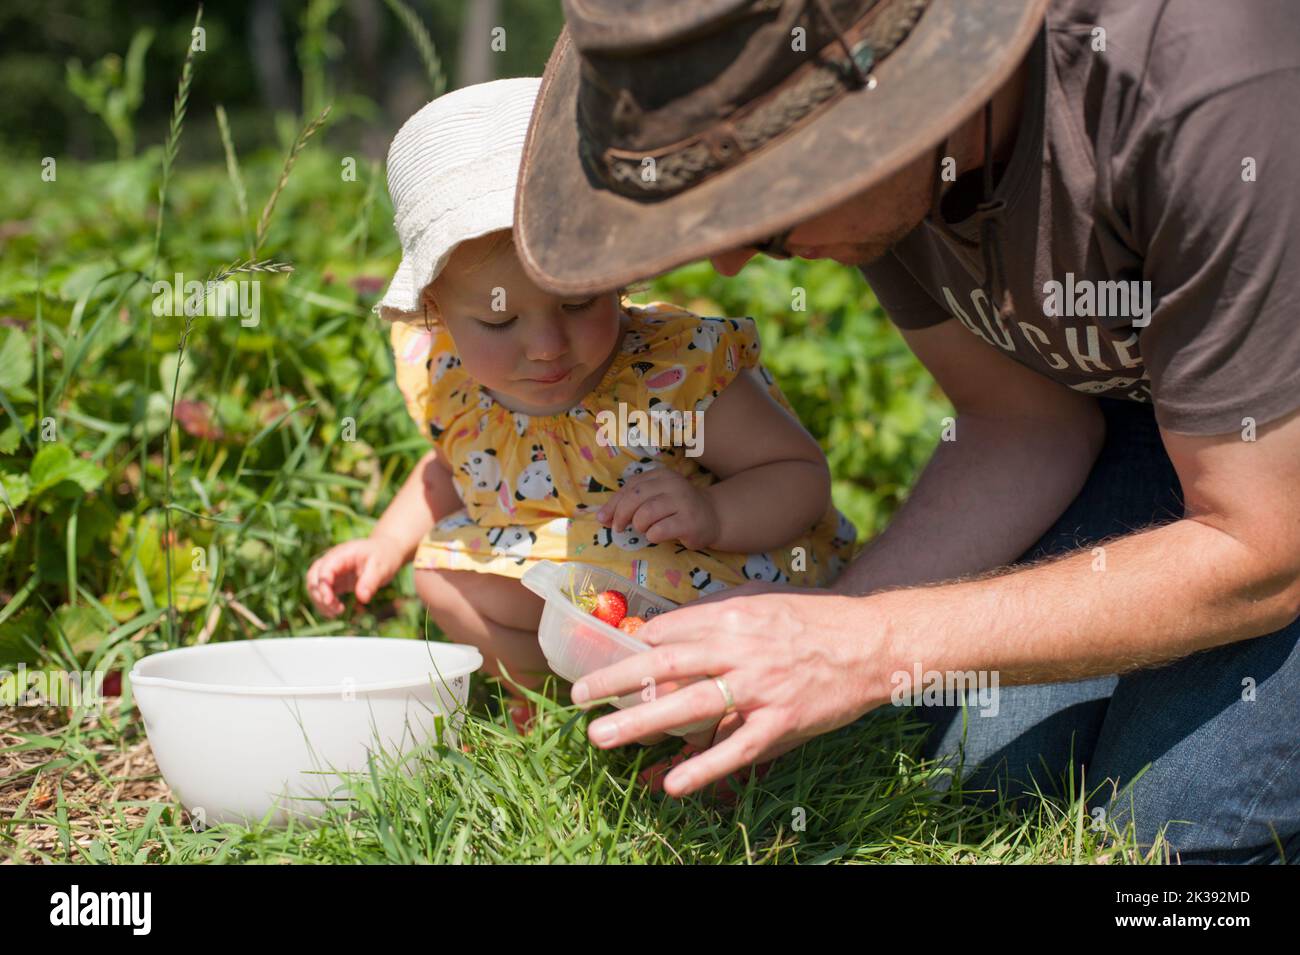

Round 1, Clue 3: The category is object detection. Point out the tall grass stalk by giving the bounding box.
[144,4,203,642]
[214,104,254,259]
[149,4,204,278]
[383,0,447,98]
[159,260,293,645]
[253,105,332,258]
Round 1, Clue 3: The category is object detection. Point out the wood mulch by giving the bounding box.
[0,699,172,863]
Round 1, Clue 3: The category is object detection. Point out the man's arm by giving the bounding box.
[834,319,1106,595]
[871,406,1300,684]
[569,406,1300,795]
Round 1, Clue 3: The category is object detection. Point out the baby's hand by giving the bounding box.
[306,536,405,618]
[596,468,720,550]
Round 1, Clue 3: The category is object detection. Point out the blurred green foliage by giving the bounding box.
[0,0,949,674]
[0,0,566,160]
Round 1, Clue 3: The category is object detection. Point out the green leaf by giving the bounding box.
[0,471,29,508]
[0,327,33,391]
[46,604,107,657]
[0,608,44,666]
[28,443,107,495]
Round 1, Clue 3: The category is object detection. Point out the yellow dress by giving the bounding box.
[389,301,858,604]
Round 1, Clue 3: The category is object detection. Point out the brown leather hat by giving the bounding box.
[516,0,1049,295]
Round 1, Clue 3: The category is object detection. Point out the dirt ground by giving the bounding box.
[0,700,172,863]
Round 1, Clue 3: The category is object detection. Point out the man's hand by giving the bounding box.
[596,467,720,549]
[571,589,894,796]
[691,579,797,606]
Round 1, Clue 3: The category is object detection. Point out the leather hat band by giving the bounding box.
[581,0,932,200]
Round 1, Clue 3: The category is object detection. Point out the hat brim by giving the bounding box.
[375,178,519,323]
[516,0,1049,295]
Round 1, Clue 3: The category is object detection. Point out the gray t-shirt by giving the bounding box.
[861,0,1300,435]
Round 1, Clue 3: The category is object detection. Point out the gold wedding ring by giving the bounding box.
[713,676,736,715]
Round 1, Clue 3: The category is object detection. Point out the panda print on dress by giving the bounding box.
[688,322,722,353]
[475,389,493,433]
[742,552,789,584]
[622,329,652,355]
[592,525,653,551]
[623,405,670,458]
[434,511,476,532]
[486,525,536,564]
[515,445,557,501]
[689,566,728,595]
[694,389,720,417]
[831,512,857,550]
[646,396,683,435]
[619,458,657,486]
[461,449,501,492]
[513,412,530,436]
[430,352,461,384]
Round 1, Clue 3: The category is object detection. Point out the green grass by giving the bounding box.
[2,680,1161,864]
[0,6,1165,864]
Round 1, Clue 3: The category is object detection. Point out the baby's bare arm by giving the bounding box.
[696,369,831,553]
[371,450,460,562]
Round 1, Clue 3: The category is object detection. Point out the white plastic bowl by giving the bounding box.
[521,560,714,736]
[130,637,482,826]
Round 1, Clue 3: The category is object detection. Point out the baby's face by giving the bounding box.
[430,233,623,416]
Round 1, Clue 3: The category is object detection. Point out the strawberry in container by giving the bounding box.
[520,560,714,736]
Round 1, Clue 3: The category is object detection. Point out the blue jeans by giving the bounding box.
[915,398,1300,864]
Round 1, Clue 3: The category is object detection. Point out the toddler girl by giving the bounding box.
[307,78,857,697]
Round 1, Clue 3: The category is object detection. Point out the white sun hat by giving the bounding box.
[374,76,542,322]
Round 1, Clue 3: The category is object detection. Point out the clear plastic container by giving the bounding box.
[521,560,715,736]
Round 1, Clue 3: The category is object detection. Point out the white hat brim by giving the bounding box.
[374,77,542,323]
[374,179,517,323]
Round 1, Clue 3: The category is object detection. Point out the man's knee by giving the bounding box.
[917,678,1115,805]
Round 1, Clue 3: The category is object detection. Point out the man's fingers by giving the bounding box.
[637,600,722,646]
[587,671,732,746]
[662,715,781,797]
[572,635,726,704]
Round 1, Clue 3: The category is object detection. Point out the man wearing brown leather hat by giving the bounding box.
[517,0,1300,864]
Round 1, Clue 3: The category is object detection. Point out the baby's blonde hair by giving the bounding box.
[413,228,640,330]
[416,229,514,329]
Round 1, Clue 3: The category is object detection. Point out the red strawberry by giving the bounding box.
[102,670,122,697]
[588,589,628,628]
[618,616,646,635]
